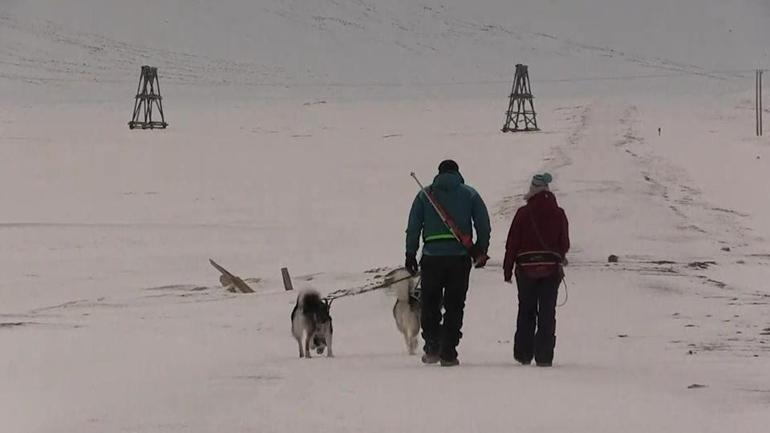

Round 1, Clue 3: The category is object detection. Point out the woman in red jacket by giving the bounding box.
[503,173,569,367]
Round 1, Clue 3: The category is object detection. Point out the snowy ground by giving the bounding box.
[2,1,770,432]
[2,94,769,433]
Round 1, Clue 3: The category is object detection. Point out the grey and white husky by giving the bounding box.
[386,268,421,355]
[291,289,334,358]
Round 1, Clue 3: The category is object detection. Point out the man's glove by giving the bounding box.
[405,252,419,275]
[474,254,489,269]
[468,244,488,269]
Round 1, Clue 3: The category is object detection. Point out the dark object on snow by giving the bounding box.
[502,64,539,132]
[687,384,707,389]
[0,322,32,328]
[608,254,619,263]
[687,261,716,270]
[209,259,254,293]
[721,247,731,252]
[281,267,294,291]
[129,66,168,130]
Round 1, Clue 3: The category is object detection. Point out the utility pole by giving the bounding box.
[757,69,763,137]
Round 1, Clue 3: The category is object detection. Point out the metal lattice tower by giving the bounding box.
[128,66,168,130]
[502,64,539,132]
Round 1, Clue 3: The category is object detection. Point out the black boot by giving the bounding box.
[440,357,460,367]
[422,352,440,364]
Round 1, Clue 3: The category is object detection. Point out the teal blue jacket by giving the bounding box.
[405,171,491,256]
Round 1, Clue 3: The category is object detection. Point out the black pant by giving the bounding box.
[513,270,562,364]
[420,255,472,360]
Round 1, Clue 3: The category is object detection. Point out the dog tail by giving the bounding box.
[297,289,324,313]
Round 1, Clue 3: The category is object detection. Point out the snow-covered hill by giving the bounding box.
[1,0,768,99]
[1,2,769,433]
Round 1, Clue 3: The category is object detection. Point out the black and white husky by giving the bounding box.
[291,289,333,358]
[386,268,421,355]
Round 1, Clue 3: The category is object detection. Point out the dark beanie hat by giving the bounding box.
[438,159,459,173]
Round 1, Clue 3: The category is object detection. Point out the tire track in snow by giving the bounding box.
[550,101,770,367]
[493,104,591,221]
[612,105,755,247]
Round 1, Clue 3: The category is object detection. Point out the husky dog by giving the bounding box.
[387,268,421,355]
[291,289,333,358]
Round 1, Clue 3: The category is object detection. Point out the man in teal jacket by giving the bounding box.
[405,159,491,366]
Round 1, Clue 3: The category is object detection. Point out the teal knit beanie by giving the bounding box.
[531,172,553,187]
